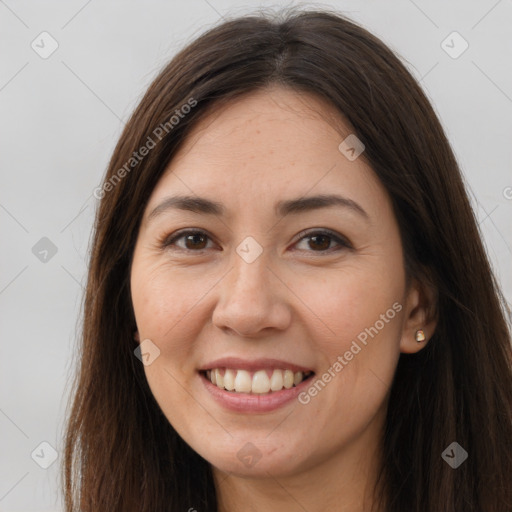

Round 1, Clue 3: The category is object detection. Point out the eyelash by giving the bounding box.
[160,228,352,255]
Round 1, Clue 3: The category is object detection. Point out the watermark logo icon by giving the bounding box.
[441,441,468,468]
[31,441,58,469]
[31,32,59,59]
[237,442,262,468]
[32,237,58,263]
[236,236,263,264]
[134,338,161,366]
[338,134,365,161]
[441,31,469,59]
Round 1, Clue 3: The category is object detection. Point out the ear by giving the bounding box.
[134,330,140,343]
[400,275,438,354]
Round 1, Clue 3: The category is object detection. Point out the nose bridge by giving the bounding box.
[212,242,290,335]
[230,246,270,297]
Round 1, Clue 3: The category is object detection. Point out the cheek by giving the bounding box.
[294,274,403,442]
[131,261,190,358]
[291,261,404,413]
[130,262,210,421]
[294,262,404,347]
[132,259,203,336]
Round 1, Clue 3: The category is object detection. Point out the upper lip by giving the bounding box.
[198,357,315,374]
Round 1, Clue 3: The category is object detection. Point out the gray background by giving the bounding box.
[1,0,511,510]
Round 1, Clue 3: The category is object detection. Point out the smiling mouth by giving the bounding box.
[200,368,315,395]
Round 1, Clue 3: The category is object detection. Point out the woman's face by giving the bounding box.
[130,87,415,479]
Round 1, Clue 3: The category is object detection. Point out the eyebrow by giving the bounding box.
[147,193,370,222]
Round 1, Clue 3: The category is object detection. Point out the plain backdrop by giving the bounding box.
[1,1,511,510]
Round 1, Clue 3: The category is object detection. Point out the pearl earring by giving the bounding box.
[415,329,426,343]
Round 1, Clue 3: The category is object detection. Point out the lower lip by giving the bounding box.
[199,371,315,413]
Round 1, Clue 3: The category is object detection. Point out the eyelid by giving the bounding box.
[161,227,352,252]
[293,227,348,243]
[292,228,353,251]
[162,228,218,250]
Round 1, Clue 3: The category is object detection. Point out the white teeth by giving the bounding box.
[206,368,312,394]
[283,369,294,389]
[223,369,235,391]
[234,369,252,393]
[252,370,271,394]
[214,368,223,388]
[270,369,284,391]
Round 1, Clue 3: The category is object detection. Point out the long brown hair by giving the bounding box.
[62,7,512,511]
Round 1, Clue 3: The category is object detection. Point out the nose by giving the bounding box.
[211,251,292,337]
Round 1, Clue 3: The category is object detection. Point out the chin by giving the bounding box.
[199,436,309,479]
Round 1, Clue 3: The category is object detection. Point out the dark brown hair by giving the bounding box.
[62,7,512,511]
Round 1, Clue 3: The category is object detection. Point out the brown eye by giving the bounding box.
[183,232,208,250]
[294,229,352,253]
[162,228,351,254]
[163,230,214,251]
[307,234,332,251]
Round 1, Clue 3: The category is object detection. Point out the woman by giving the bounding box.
[62,7,512,512]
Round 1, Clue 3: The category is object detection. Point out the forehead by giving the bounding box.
[146,87,389,221]
[172,87,349,167]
